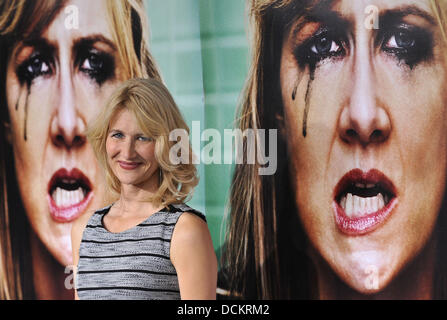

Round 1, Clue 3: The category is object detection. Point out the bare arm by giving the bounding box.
[170,213,217,300]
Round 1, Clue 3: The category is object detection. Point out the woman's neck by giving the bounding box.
[311,236,436,300]
[118,174,160,205]
[30,231,73,300]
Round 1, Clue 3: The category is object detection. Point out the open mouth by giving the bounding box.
[47,168,93,223]
[333,169,398,235]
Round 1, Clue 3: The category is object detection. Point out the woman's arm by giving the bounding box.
[171,212,217,300]
[71,211,95,300]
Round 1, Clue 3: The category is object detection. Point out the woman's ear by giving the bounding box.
[3,121,12,144]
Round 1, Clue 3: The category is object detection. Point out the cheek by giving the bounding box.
[105,139,115,157]
[78,80,123,121]
[142,145,157,163]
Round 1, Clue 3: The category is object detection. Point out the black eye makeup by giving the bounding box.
[291,13,435,72]
[378,24,433,69]
[76,46,115,85]
[293,26,348,70]
[16,50,55,86]
[14,37,116,88]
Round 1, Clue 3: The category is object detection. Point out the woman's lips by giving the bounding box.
[333,169,398,235]
[47,168,93,223]
[118,161,141,170]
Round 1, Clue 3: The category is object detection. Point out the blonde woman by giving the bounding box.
[72,78,217,300]
[0,0,160,299]
[221,0,447,299]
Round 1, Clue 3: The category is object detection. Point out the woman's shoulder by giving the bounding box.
[169,203,206,222]
[170,204,215,265]
[169,204,209,244]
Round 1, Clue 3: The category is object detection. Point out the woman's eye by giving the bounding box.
[384,31,416,50]
[137,136,153,142]
[78,49,115,84]
[310,37,342,56]
[381,27,433,68]
[294,29,346,69]
[81,54,103,72]
[17,54,52,84]
[111,132,124,139]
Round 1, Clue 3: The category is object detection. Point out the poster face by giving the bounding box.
[1,0,447,300]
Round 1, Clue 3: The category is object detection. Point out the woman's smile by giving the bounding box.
[106,108,159,189]
[118,160,143,170]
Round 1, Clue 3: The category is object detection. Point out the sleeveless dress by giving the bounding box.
[76,203,206,300]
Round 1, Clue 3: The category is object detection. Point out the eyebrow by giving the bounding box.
[291,4,352,40]
[380,5,437,27]
[292,3,436,39]
[13,38,56,63]
[13,34,117,64]
[72,34,118,52]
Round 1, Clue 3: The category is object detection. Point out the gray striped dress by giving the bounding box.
[76,203,206,300]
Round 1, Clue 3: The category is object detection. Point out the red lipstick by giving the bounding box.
[333,169,398,235]
[47,168,93,223]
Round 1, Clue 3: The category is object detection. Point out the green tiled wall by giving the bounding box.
[145,0,249,259]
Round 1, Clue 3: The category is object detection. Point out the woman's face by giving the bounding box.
[6,0,126,266]
[106,108,159,192]
[280,0,447,293]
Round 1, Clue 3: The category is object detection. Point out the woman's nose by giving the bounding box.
[122,138,137,159]
[338,51,391,146]
[50,72,86,149]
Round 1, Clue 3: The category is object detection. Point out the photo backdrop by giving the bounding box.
[146,0,249,258]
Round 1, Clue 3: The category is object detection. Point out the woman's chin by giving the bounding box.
[331,253,398,296]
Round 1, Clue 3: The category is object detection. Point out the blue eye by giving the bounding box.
[137,136,153,142]
[111,132,124,139]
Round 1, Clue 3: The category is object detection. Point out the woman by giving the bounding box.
[0,0,161,299]
[72,78,217,300]
[221,0,447,299]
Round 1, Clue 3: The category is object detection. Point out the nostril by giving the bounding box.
[56,135,65,145]
[73,135,84,145]
[370,130,383,141]
[54,134,85,148]
[346,129,357,138]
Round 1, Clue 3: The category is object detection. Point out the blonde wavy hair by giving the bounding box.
[87,78,199,207]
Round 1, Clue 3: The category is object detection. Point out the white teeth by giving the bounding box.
[365,197,372,214]
[353,195,360,217]
[378,193,385,209]
[340,195,347,210]
[52,187,85,208]
[340,192,387,218]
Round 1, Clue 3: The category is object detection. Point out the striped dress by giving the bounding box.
[76,203,205,300]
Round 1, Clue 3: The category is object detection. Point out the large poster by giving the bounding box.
[1,0,447,301]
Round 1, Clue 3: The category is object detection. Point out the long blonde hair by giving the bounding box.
[222,0,447,299]
[0,0,161,299]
